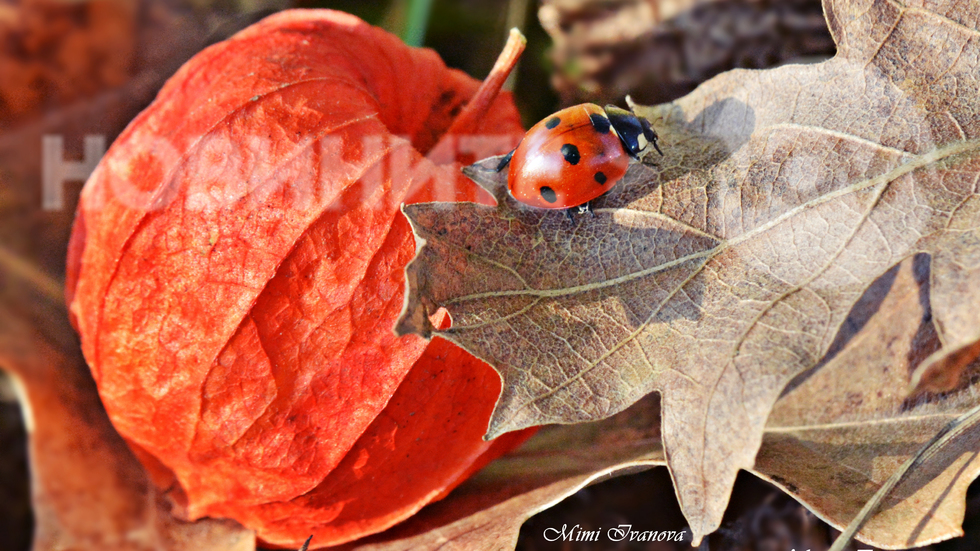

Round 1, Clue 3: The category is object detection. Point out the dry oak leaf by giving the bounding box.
[398,0,980,542]
[0,300,256,551]
[66,9,531,549]
[756,255,980,549]
[369,259,980,551]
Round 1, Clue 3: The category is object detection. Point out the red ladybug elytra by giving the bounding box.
[497,101,662,213]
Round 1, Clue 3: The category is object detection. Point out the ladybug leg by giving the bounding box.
[577,202,596,218]
[640,151,662,168]
[563,203,595,222]
[651,135,664,156]
[495,149,515,172]
[639,135,664,167]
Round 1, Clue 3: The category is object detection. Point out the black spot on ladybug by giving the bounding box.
[540,186,557,203]
[595,171,607,184]
[438,90,456,104]
[560,143,580,165]
[589,114,611,133]
[545,117,561,129]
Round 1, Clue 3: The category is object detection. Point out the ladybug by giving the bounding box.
[497,100,662,215]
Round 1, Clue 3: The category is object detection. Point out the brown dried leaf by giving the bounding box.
[0,300,255,551]
[398,0,980,542]
[374,258,979,550]
[758,256,980,548]
[344,392,667,550]
[539,0,835,106]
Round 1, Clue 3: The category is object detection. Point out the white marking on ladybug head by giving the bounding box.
[636,131,649,151]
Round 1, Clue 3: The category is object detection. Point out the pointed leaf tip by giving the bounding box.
[461,155,511,204]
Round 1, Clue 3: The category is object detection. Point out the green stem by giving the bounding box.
[402,0,434,47]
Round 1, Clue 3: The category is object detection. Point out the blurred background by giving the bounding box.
[4,1,974,550]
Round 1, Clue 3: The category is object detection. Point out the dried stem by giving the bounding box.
[427,28,526,164]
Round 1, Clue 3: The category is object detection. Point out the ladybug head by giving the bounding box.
[603,104,662,159]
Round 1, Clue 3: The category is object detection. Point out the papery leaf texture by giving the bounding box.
[398,0,980,542]
[756,256,980,549]
[65,9,532,548]
[369,259,980,551]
